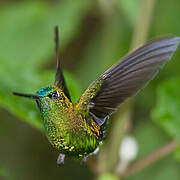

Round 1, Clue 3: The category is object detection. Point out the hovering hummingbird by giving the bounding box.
[13,26,180,165]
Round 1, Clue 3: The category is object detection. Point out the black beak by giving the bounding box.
[13,92,39,100]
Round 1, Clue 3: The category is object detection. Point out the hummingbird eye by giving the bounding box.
[48,91,60,99]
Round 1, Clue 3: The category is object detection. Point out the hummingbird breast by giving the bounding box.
[40,98,102,156]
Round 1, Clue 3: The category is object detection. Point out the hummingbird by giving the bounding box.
[13,26,180,165]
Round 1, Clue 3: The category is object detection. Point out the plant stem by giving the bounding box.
[120,140,179,178]
[130,0,155,50]
[97,0,155,174]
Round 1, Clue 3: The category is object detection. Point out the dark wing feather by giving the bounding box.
[76,36,180,126]
[54,26,71,101]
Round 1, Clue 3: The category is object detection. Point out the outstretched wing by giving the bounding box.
[76,36,180,126]
[54,26,71,101]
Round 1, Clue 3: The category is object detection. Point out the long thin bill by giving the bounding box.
[13,92,39,99]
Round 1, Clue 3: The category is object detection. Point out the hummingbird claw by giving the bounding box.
[89,112,105,126]
[57,153,65,165]
[81,156,88,165]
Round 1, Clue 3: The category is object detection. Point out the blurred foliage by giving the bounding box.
[152,78,180,140]
[117,0,141,27]
[152,78,180,162]
[174,146,180,162]
[0,0,92,129]
[0,163,11,180]
[0,0,180,180]
[128,121,180,180]
[98,173,119,180]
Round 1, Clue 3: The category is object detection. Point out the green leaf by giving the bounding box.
[152,78,180,162]
[64,71,82,103]
[0,0,95,69]
[174,146,180,162]
[0,70,45,130]
[0,164,11,180]
[117,0,141,26]
[152,78,180,140]
[98,173,119,180]
[0,0,92,130]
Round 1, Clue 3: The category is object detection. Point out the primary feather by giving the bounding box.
[76,36,180,126]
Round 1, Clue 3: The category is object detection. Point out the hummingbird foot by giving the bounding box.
[57,153,65,165]
[81,156,88,165]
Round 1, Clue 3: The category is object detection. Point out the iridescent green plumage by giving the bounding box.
[36,86,104,157]
[13,26,180,164]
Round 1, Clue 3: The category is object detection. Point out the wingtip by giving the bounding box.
[169,36,180,41]
[158,35,180,46]
[168,36,180,55]
[168,36,180,45]
[173,36,180,48]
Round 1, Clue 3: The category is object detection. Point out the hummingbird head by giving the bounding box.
[35,86,62,107]
[13,86,57,100]
[13,86,66,112]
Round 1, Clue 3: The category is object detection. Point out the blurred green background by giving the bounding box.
[0,0,180,179]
